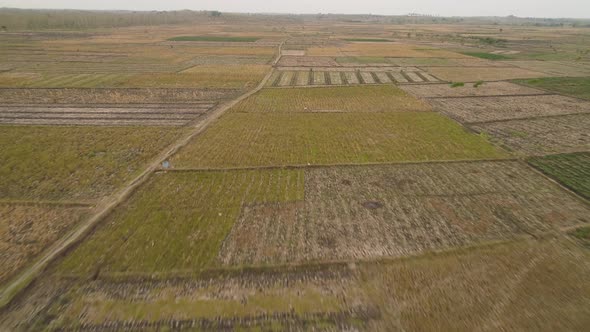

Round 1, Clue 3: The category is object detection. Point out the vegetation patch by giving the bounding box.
[0,126,185,201]
[59,169,304,275]
[168,36,260,42]
[462,52,511,60]
[515,77,590,100]
[172,112,507,169]
[232,86,431,113]
[528,152,590,199]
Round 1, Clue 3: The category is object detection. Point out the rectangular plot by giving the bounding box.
[472,113,590,155]
[220,161,590,265]
[528,152,590,199]
[374,72,392,83]
[312,71,326,85]
[231,86,430,113]
[431,95,590,123]
[329,72,343,85]
[400,81,547,98]
[0,126,185,201]
[59,169,304,275]
[390,72,409,83]
[360,72,375,84]
[172,112,507,169]
[1,203,88,284]
[344,72,360,84]
[420,72,440,82]
[424,66,548,82]
[295,71,310,86]
[404,72,424,83]
[278,71,294,86]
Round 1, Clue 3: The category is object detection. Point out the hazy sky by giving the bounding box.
[2,0,589,18]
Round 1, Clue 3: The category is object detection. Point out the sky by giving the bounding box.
[1,0,589,18]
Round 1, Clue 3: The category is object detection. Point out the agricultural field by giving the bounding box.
[268,68,441,86]
[0,126,185,201]
[515,77,590,100]
[423,66,548,82]
[399,81,547,98]
[171,113,506,168]
[471,113,590,155]
[2,9,590,331]
[0,203,90,285]
[429,95,590,123]
[232,86,431,112]
[528,152,590,199]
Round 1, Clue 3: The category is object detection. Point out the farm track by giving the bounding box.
[0,42,286,309]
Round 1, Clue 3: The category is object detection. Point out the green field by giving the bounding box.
[59,169,303,276]
[462,52,511,60]
[231,86,431,113]
[515,77,590,100]
[171,112,507,168]
[0,126,185,201]
[528,152,590,199]
[168,36,260,42]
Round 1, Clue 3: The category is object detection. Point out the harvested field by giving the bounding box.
[430,95,590,123]
[171,113,507,169]
[514,77,590,101]
[232,86,430,113]
[277,56,340,67]
[0,103,215,126]
[529,152,590,200]
[0,203,89,285]
[307,43,467,58]
[0,88,240,104]
[0,126,185,201]
[472,113,590,155]
[507,60,590,77]
[423,66,548,82]
[220,161,590,265]
[0,65,269,89]
[14,237,590,330]
[400,81,547,98]
[59,169,304,275]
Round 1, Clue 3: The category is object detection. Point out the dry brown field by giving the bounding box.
[423,66,549,82]
[430,95,590,123]
[0,203,89,285]
[399,81,547,98]
[472,113,590,155]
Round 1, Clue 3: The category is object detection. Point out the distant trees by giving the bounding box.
[210,11,222,17]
